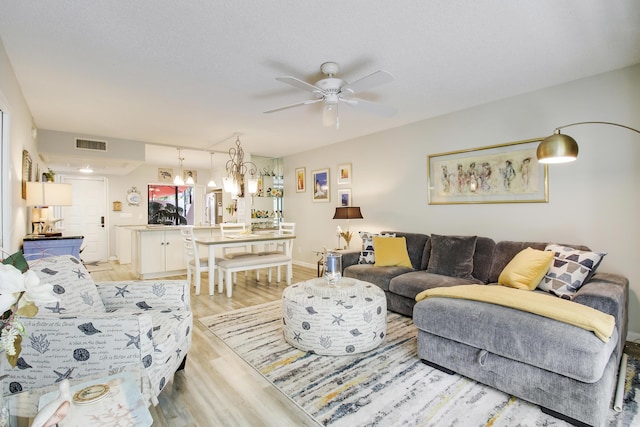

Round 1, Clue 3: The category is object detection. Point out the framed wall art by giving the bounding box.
[158,168,173,183]
[338,188,352,206]
[312,168,330,202]
[183,169,197,184]
[295,167,306,192]
[337,163,352,185]
[22,150,32,199]
[427,138,548,205]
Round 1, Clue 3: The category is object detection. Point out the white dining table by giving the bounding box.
[194,233,296,295]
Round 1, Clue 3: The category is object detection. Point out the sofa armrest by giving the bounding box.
[341,250,361,272]
[1,312,154,396]
[573,272,628,339]
[96,280,190,311]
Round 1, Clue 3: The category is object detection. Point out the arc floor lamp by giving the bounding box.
[536,121,640,164]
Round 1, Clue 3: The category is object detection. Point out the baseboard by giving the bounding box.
[627,331,640,343]
[293,260,317,270]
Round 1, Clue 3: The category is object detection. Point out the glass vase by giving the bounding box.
[324,252,342,286]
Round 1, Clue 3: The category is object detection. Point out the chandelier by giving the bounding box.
[223,137,258,196]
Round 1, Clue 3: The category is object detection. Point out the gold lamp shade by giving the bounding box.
[536,131,579,164]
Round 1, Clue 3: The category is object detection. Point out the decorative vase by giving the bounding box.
[324,252,342,286]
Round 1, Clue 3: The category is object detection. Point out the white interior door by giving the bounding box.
[61,176,108,263]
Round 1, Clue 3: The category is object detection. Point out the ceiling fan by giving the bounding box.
[264,62,396,129]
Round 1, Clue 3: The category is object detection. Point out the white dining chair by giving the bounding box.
[180,226,212,295]
[260,222,296,281]
[219,222,254,282]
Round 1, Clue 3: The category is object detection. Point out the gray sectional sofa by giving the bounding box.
[342,231,629,427]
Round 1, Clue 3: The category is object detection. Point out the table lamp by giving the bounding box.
[26,182,73,235]
[333,206,363,249]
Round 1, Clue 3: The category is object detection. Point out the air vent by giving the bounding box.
[75,138,107,151]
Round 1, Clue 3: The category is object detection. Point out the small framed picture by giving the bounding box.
[312,168,330,202]
[295,167,306,192]
[158,168,173,183]
[338,189,351,206]
[184,169,197,184]
[337,163,352,185]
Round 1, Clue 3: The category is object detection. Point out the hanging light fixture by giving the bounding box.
[207,152,217,188]
[174,148,185,185]
[224,136,258,197]
[537,121,640,164]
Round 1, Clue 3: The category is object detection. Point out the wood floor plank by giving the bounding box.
[90,263,321,427]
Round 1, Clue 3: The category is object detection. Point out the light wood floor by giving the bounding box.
[91,262,321,427]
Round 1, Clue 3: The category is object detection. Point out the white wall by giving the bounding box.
[283,64,640,335]
[0,38,37,252]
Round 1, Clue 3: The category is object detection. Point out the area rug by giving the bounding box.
[202,301,640,427]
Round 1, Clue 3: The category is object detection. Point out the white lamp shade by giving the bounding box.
[247,177,259,194]
[26,182,73,207]
[223,176,237,194]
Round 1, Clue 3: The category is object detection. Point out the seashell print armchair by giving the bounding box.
[0,255,192,407]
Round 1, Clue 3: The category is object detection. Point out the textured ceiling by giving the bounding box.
[1,1,639,173]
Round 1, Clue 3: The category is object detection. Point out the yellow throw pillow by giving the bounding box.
[498,247,554,290]
[373,236,412,268]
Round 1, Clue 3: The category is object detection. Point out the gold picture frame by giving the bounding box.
[22,150,32,199]
[427,138,548,204]
[295,167,306,192]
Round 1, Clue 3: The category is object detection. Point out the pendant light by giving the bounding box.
[174,148,185,185]
[207,152,217,188]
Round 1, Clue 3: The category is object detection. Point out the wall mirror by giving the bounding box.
[148,185,194,225]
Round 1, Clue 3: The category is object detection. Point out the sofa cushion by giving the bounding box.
[344,264,413,292]
[413,295,618,383]
[373,237,412,268]
[498,247,554,290]
[389,270,483,300]
[488,241,591,283]
[421,236,496,283]
[426,234,477,280]
[358,231,395,264]
[28,256,107,313]
[539,244,607,299]
[381,232,429,270]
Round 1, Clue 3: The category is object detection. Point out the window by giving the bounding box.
[147,185,194,225]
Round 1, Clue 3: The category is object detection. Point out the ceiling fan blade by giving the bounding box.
[275,76,323,93]
[340,70,394,95]
[341,97,397,117]
[264,98,322,114]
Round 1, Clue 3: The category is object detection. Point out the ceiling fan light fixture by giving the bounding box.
[323,102,339,129]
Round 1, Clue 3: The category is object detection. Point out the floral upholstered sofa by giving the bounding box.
[0,255,192,408]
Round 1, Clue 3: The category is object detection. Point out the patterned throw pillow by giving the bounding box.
[358,231,396,264]
[538,244,607,299]
[28,256,107,313]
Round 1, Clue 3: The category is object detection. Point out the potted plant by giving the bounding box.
[43,168,55,182]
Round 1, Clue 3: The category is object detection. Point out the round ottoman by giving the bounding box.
[282,277,387,355]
